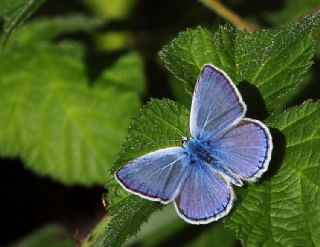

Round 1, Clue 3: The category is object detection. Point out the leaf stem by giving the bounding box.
[199,0,258,31]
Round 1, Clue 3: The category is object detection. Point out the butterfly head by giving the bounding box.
[181,136,191,147]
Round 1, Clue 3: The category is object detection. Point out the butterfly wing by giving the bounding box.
[115,147,190,203]
[174,160,233,224]
[190,64,246,140]
[211,119,272,182]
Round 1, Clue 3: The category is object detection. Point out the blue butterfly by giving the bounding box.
[115,64,273,224]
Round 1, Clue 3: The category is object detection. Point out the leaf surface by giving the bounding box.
[159,11,320,113]
[99,99,189,247]
[225,101,320,246]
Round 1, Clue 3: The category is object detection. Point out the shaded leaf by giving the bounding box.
[225,101,320,246]
[9,225,73,247]
[169,76,192,109]
[265,0,320,25]
[133,205,186,247]
[185,222,237,247]
[82,215,110,247]
[94,51,145,93]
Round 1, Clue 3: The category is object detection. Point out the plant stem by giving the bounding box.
[199,0,258,31]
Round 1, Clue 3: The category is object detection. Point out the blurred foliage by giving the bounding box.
[80,0,138,19]
[95,31,133,52]
[0,0,46,44]
[265,0,320,25]
[9,225,73,247]
[137,205,187,247]
[5,14,104,47]
[0,2,145,185]
[185,222,236,247]
[82,215,110,247]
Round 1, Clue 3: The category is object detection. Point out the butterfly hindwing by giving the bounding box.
[190,64,246,140]
[174,160,233,224]
[211,119,272,182]
[115,147,190,203]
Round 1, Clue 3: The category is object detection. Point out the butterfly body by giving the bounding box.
[183,137,213,164]
[115,64,273,224]
[184,137,243,187]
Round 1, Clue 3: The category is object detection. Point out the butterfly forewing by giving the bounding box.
[190,64,246,140]
[115,147,190,203]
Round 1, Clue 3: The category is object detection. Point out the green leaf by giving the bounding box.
[159,11,320,113]
[0,0,46,45]
[265,0,320,25]
[102,195,162,247]
[5,14,105,47]
[81,0,137,19]
[264,0,320,59]
[132,204,187,247]
[100,99,189,247]
[185,222,237,247]
[94,31,134,52]
[94,51,145,93]
[225,101,320,246]
[169,76,192,109]
[9,225,73,247]
[316,36,320,57]
[0,46,145,185]
[137,207,237,247]
[82,215,110,247]
[111,99,190,173]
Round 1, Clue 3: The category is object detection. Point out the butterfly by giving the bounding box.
[115,64,273,224]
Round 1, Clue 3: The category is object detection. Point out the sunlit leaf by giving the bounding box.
[225,101,320,246]
[160,11,320,113]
